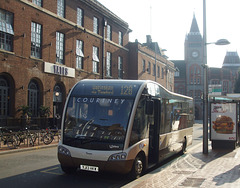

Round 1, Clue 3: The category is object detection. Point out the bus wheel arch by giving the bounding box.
[129,151,146,179]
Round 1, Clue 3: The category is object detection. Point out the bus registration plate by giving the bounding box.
[80,165,99,172]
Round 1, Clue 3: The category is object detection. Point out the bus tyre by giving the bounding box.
[130,155,144,179]
[61,165,77,174]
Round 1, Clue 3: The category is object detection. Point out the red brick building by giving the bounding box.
[128,35,175,91]
[0,0,130,126]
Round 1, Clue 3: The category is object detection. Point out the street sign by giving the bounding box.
[209,84,222,96]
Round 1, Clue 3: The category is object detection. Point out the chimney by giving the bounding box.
[146,35,152,44]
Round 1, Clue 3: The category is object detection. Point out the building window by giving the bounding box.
[0,76,9,126]
[57,0,65,17]
[142,59,146,72]
[92,46,99,73]
[0,9,14,52]
[77,8,83,27]
[212,80,220,85]
[106,24,112,40]
[161,68,164,79]
[56,32,64,64]
[223,81,228,92]
[32,0,42,6]
[153,63,156,76]
[175,68,180,77]
[93,16,99,34]
[76,40,84,69]
[28,80,39,117]
[106,52,112,77]
[157,66,160,78]
[118,56,123,79]
[119,31,123,45]
[31,22,42,59]
[147,62,151,74]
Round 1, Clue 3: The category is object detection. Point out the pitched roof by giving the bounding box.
[222,51,240,68]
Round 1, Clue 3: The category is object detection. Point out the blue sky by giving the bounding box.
[98,0,240,68]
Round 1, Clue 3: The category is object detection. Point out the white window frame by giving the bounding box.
[119,31,123,45]
[0,9,14,51]
[92,46,99,73]
[32,0,42,6]
[56,32,64,64]
[106,52,112,77]
[118,56,123,79]
[31,22,42,59]
[107,24,112,40]
[93,17,99,34]
[77,7,83,27]
[142,59,145,72]
[147,62,151,74]
[76,40,84,69]
[57,0,65,17]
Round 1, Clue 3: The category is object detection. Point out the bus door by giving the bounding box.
[148,99,161,164]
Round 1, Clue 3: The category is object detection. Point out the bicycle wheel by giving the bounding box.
[31,132,37,143]
[7,135,19,149]
[43,133,54,145]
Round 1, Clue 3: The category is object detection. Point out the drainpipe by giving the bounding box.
[102,18,107,79]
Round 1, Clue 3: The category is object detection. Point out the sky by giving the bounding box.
[98,0,240,68]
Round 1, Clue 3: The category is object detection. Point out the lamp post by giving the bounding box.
[203,0,208,154]
[202,0,230,154]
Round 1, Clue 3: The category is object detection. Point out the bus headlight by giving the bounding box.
[108,152,127,161]
[58,145,71,156]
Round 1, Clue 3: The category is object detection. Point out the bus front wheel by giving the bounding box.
[61,165,77,174]
[130,155,144,179]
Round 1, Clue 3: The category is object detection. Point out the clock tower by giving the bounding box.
[184,14,204,120]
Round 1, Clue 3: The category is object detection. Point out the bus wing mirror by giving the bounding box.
[146,100,154,115]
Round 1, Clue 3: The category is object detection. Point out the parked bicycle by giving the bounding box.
[15,126,37,147]
[0,127,18,149]
[41,126,61,145]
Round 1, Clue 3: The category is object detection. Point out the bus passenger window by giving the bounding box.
[129,97,148,146]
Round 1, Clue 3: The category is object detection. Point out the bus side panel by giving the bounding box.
[157,127,193,162]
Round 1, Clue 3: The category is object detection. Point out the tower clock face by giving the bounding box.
[192,51,199,58]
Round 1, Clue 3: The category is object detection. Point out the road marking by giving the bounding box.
[41,167,63,175]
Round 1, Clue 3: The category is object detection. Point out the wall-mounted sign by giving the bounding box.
[210,102,237,141]
[44,62,75,78]
[209,84,222,96]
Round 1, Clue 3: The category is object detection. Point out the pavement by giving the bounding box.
[1,124,240,188]
[123,142,240,188]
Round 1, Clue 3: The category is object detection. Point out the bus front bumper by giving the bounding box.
[58,152,134,174]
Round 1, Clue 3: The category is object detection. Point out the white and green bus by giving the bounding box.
[58,79,194,178]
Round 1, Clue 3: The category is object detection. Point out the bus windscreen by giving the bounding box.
[63,96,133,150]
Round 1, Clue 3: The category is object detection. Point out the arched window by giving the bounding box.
[0,77,9,125]
[28,80,39,117]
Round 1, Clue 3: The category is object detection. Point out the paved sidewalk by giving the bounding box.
[123,144,240,188]
[0,139,58,155]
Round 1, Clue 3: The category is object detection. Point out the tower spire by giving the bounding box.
[190,13,200,34]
